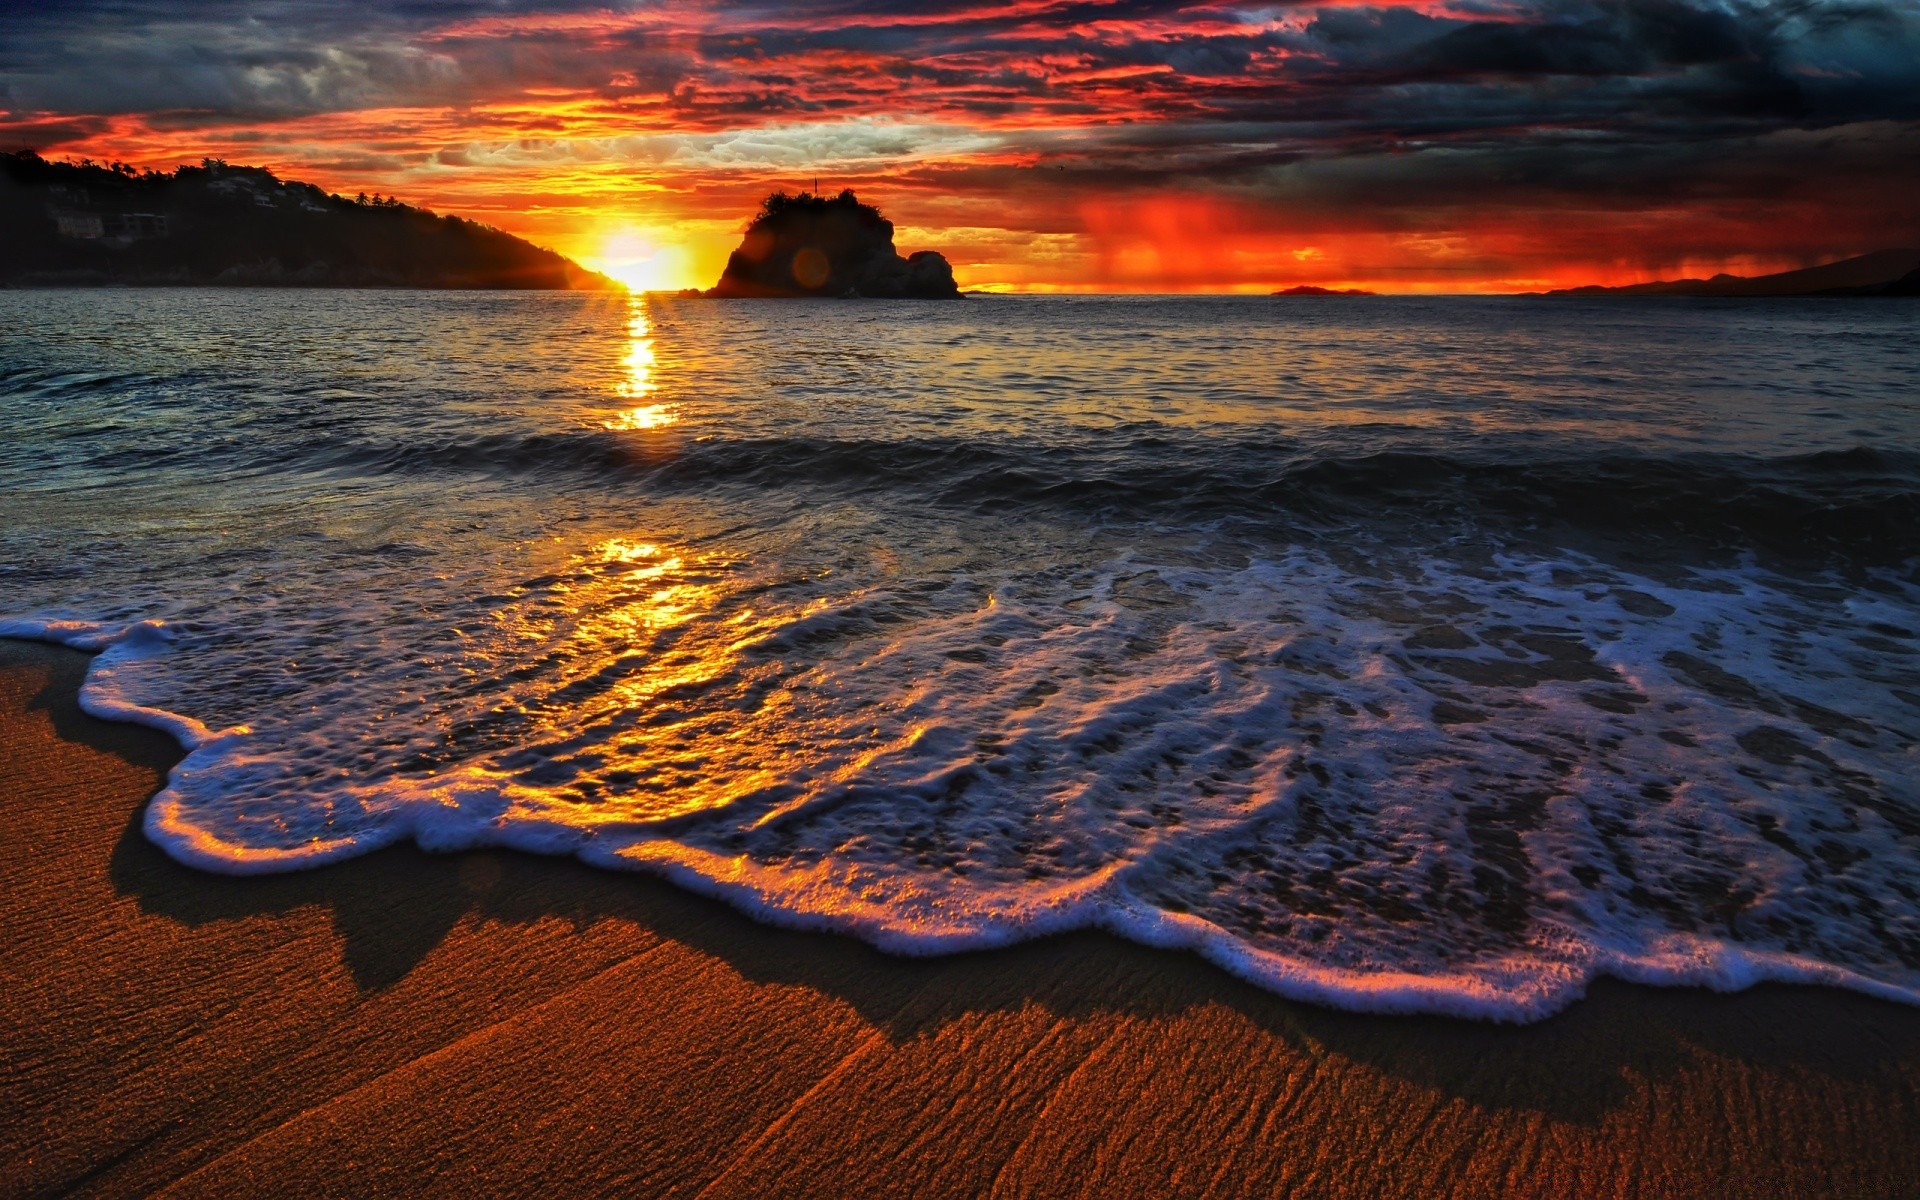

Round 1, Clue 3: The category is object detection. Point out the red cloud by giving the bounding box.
[9,0,1917,291]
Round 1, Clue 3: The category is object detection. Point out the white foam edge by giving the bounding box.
[0,618,344,874]
[1,617,219,750]
[580,837,1920,1025]
[1103,899,1920,1023]
[6,615,1920,1022]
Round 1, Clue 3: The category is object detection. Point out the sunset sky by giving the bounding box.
[4,0,1917,291]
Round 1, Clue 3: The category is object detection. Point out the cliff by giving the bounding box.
[706,191,959,299]
[0,152,615,289]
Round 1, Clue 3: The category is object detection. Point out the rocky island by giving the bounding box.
[0,151,614,289]
[704,190,959,299]
[1273,285,1375,296]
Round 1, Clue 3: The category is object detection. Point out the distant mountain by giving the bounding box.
[1821,268,1920,297]
[1546,249,1920,298]
[1273,285,1375,296]
[0,152,616,289]
[705,190,959,299]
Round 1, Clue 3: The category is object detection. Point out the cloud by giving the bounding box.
[3,0,1916,287]
[9,0,1915,130]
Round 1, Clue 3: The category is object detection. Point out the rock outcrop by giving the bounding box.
[706,191,959,299]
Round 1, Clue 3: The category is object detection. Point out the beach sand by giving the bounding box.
[4,636,1918,1199]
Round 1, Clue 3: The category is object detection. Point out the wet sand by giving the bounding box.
[4,636,1919,1199]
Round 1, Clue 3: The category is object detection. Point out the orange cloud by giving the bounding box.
[5,0,1916,291]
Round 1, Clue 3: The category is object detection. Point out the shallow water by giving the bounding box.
[4,288,1917,1020]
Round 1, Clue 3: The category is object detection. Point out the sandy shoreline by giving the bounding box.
[4,635,1918,1198]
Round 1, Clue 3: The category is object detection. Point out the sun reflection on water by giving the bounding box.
[603,538,663,563]
[605,294,677,430]
[496,533,805,824]
[607,404,675,430]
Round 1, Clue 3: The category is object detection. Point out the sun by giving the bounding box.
[591,228,686,293]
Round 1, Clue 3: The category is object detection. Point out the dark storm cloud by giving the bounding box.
[2,0,1916,216]
[5,0,1917,129]
[1400,0,1758,77]
[0,0,620,117]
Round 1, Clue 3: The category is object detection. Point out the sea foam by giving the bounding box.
[9,535,1918,1023]
[5,288,1918,1022]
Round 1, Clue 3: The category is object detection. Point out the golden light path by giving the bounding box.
[511,286,919,831]
[604,294,677,432]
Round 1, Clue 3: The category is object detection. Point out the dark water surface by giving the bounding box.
[3,289,1916,1019]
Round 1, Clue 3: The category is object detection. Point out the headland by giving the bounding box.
[0,152,615,289]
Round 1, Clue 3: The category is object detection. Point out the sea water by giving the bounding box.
[2,288,1916,1020]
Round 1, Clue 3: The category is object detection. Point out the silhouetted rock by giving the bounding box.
[1272,285,1375,296]
[0,151,616,289]
[1545,249,1920,298]
[705,191,959,299]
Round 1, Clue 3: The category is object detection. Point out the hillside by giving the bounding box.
[0,152,615,289]
[705,191,959,299]
[1546,249,1920,298]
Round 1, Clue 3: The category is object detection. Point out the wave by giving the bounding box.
[280,430,1920,561]
[16,361,1913,563]
[9,292,1919,1024]
[9,535,1920,1024]
[9,614,1920,1025]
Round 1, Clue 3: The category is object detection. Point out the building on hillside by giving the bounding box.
[52,211,105,239]
[114,213,169,238]
[48,209,171,241]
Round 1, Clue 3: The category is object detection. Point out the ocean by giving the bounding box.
[2,288,1916,1021]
